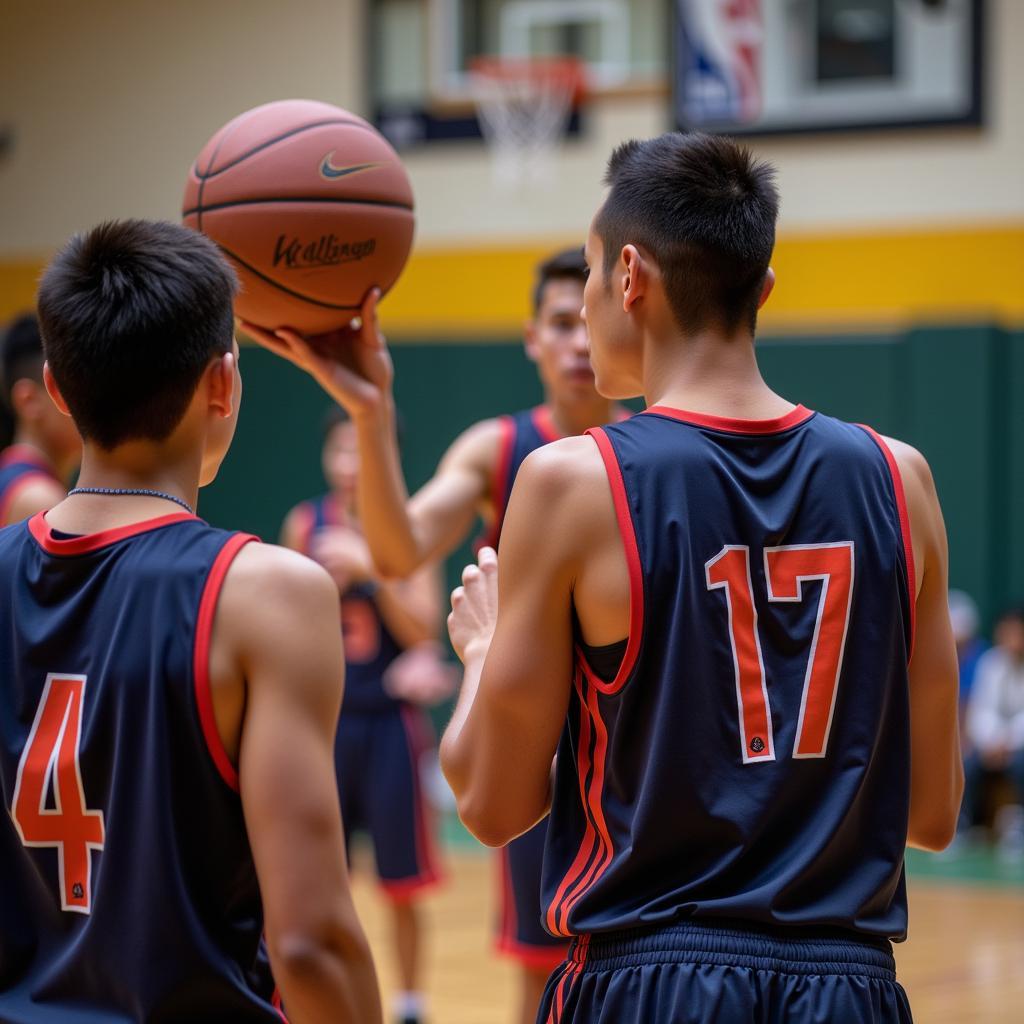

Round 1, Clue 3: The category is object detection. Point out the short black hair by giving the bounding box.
[532,247,587,314]
[596,132,779,335]
[2,313,44,408]
[37,220,237,450]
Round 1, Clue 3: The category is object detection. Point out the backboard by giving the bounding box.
[369,0,672,148]
[673,0,983,135]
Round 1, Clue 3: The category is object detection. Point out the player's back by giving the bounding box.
[544,404,915,943]
[0,511,281,1022]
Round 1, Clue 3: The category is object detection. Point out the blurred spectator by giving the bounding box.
[960,606,1024,857]
[949,590,987,709]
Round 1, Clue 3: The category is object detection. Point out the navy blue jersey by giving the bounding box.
[295,494,404,713]
[0,512,283,1023]
[481,406,630,551]
[542,405,915,943]
[479,406,562,550]
[0,444,60,524]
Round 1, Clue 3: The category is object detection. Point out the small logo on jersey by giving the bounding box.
[72,882,84,899]
[750,736,765,753]
[319,153,381,180]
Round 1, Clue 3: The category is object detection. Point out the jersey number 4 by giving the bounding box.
[705,543,855,764]
[11,674,105,913]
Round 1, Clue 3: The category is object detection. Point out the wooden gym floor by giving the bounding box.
[352,846,1024,1023]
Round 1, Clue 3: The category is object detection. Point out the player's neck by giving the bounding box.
[47,442,201,532]
[644,330,793,421]
[330,487,357,523]
[544,392,618,437]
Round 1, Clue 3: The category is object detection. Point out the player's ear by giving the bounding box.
[757,267,776,309]
[207,351,237,419]
[41,362,72,417]
[621,245,646,312]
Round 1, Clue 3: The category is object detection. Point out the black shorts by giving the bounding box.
[539,919,912,1024]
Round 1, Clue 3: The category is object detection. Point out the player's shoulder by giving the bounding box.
[4,474,66,524]
[514,434,608,502]
[441,414,509,470]
[223,541,338,619]
[873,433,936,496]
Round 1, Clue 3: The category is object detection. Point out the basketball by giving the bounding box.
[182,99,414,334]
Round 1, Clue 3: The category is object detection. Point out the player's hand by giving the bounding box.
[239,288,394,419]
[311,526,374,591]
[448,547,498,664]
[383,643,459,705]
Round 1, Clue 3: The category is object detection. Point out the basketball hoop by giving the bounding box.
[469,56,585,189]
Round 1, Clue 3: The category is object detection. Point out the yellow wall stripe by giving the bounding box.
[4,224,1023,338]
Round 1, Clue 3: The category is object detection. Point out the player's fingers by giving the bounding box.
[462,563,480,586]
[477,546,498,573]
[273,327,315,361]
[238,321,291,357]
[361,287,381,323]
[357,288,385,349]
[451,586,465,606]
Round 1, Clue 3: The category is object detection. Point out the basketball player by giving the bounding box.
[282,406,451,1024]
[243,248,627,1024]
[0,220,381,1023]
[0,314,80,524]
[441,134,964,1022]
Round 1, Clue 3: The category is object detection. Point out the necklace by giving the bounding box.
[67,486,195,516]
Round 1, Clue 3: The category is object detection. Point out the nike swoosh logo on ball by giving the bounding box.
[319,154,381,180]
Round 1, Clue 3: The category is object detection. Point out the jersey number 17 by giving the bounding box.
[705,543,854,764]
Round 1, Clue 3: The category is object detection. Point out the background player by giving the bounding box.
[0,220,380,1023]
[442,134,964,1022]
[282,405,452,1024]
[0,314,80,524]
[245,247,627,1024]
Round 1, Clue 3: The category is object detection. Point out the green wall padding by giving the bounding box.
[199,326,1023,631]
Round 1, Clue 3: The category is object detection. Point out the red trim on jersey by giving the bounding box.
[479,415,516,552]
[0,471,58,525]
[585,428,644,694]
[28,510,197,555]
[858,426,917,661]
[0,443,55,472]
[193,533,259,792]
[645,403,814,435]
[532,405,563,445]
[556,667,615,934]
[545,662,618,939]
[271,986,288,1022]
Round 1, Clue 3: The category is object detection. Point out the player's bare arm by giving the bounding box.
[442,435,627,846]
[211,543,382,1024]
[375,562,445,649]
[885,436,964,851]
[244,300,506,577]
[282,505,448,649]
[4,475,66,525]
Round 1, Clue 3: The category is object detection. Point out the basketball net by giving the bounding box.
[470,57,584,190]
